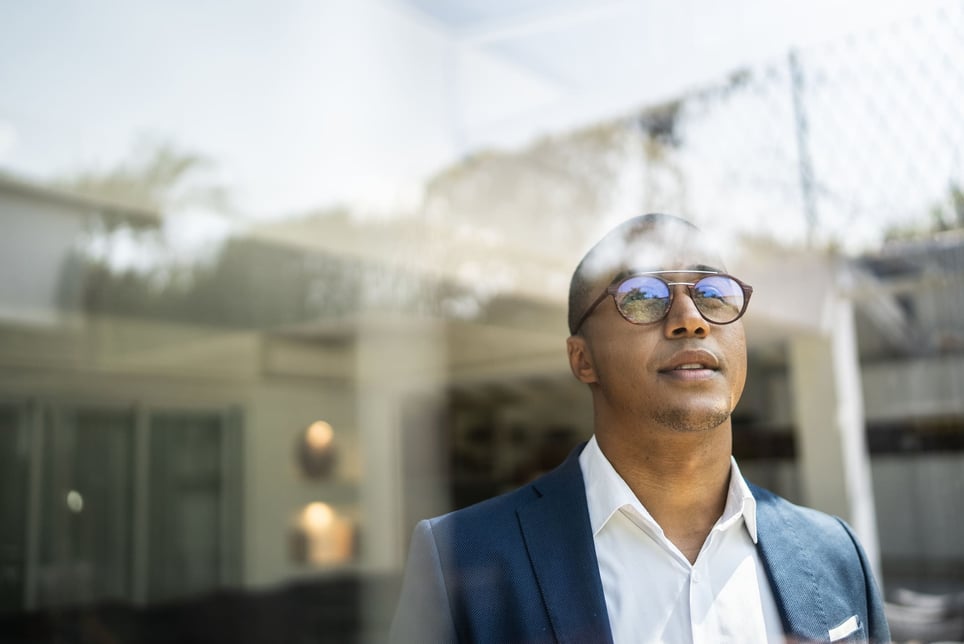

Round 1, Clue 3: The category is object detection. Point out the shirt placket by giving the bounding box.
[689,531,718,644]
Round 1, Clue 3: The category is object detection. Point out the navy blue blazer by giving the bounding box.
[391,444,890,643]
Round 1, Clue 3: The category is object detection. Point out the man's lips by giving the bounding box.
[657,349,721,373]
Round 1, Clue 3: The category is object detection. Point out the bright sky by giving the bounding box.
[0,0,957,222]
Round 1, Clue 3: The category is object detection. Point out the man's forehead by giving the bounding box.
[580,223,726,283]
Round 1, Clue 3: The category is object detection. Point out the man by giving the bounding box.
[391,214,889,643]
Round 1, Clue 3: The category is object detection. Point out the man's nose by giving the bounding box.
[664,287,709,338]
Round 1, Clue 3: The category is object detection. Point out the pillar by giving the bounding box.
[355,314,448,641]
[788,293,882,583]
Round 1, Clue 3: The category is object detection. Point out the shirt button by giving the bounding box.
[691,571,701,583]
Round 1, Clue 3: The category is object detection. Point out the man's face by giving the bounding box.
[572,227,748,434]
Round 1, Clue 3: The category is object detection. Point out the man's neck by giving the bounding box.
[596,424,733,563]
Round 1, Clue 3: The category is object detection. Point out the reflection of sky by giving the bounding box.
[404,0,593,30]
[0,1,458,217]
[0,0,957,225]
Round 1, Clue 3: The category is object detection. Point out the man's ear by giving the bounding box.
[566,335,597,384]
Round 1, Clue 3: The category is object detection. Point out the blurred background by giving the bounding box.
[1,1,963,642]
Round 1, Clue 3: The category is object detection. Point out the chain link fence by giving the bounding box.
[639,3,964,251]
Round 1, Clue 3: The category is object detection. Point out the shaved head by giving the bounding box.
[567,214,726,335]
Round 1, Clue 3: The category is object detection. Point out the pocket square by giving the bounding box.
[828,615,860,641]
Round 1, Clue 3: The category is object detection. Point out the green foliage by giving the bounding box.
[885,181,964,241]
[58,137,231,213]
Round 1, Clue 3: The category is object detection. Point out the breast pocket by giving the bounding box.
[828,615,864,642]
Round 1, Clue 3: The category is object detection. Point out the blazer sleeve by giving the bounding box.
[390,519,458,644]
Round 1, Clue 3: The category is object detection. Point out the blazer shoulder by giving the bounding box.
[427,479,539,535]
[749,481,853,543]
[399,446,602,644]
[428,443,587,539]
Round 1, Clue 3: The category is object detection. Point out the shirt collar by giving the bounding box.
[579,435,758,543]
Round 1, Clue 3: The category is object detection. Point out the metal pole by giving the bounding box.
[789,50,819,246]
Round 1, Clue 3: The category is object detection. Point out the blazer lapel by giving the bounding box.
[752,484,830,642]
[517,447,613,644]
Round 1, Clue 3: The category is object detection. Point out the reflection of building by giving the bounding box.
[0,173,248,610]
[1,170,963,626]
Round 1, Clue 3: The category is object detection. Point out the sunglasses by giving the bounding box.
[573,270,753,334]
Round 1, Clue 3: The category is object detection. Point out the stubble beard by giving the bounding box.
[652,404,732,433]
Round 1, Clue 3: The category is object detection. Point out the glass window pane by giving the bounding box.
[37,407,133,608]
[0,404,29,612]
[2,3,964,641]
[147,412,226,602]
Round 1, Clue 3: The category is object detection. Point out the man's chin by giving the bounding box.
[653,406,731,433]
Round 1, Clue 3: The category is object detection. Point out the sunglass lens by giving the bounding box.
[614,276,671,323]
[692,276,745,323]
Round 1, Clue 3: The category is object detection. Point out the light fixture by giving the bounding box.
[290,502,355,565]
[296,420,338,478]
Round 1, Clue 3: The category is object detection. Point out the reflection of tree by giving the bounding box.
[49,136,492,326]
[67,229,480,330]
[885,182,964,241]
[421,99,695,256]
[423,121,635,251]
[637,100,686,215]
[55,137,241,295]
[929,183,964,232]
[57,137,232,213]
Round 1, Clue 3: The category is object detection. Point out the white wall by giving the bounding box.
[872,454,964,564]
[863,356,964,421]
[753,355,964,428]
[244,378,359,587]
[0,187,98,325]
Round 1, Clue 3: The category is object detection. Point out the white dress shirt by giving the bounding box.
[579,436,786,643]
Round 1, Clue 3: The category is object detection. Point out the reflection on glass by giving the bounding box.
[306,421,333,451]
[38,407,134,608]
[297,420,338,479]
[65,490,84,514]
[0,3,962,642]
[0,403,29,612]
[148,412,237,603]
[291,502,354,566]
